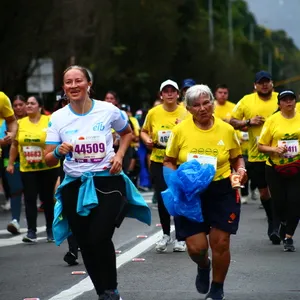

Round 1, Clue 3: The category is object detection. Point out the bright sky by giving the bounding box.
[246,0,300,48]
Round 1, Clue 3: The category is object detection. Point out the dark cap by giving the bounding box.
[255,71,272,83]
[181,78,196,89]
[120,103,131,112]
[277,90,296,101]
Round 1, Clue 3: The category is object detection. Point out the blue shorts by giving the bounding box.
[175,178,241,241]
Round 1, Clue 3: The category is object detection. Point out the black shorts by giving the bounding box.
[248,161,267,189]
[174,178,241,241]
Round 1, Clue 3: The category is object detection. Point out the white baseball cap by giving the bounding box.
[160,79,179,92]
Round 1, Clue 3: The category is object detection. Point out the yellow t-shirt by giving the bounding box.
[214,100,235,122]
[240,131,249,156]
[142,104,188,163]
[231,92,278,162]
[129,116,140,148]
[0,92,14,121]
[296,102,300,114]
[166,117,242,181]
[259,112,300,166]
[17,115,60,172]
[0,92,14,158]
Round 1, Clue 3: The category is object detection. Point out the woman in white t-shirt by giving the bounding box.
[44,65,134,300]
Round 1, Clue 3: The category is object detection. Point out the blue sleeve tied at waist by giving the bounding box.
[53,170,151,246]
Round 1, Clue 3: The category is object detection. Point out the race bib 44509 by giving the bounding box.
[72,134,107,163]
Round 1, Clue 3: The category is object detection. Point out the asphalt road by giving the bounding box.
[0,193,299,300]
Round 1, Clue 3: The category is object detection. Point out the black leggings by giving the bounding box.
[21,168,59,232]
[61,176,126,295]
[59,161,79,256]
[241,156,257,196]
[150,161,171,235]
[265,165,300,236]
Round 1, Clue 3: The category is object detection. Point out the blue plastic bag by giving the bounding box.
[161,160,215,223]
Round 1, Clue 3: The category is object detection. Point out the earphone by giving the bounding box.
[254,82,273,89]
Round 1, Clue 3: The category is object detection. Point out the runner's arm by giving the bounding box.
[229,118,248,130]
[140,129,153,149]
[110,126,132,174]
[44,145,59,167]
[230,154,247,185]
[258,143,285,155]
[163,156,177,170]
[7,140,18,167]
[5,115,17,140]
[115,126,132,159]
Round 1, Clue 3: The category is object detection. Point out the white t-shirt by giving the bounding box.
[46,100,128,177]
[120,110,129,121]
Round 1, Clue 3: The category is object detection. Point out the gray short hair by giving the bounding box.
[185,84,214,107]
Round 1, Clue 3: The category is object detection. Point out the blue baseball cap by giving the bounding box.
[255,71,272,83]
[181,78,196,89]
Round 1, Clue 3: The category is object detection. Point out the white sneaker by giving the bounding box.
[173,240,186,252]
[251,189,259,200]
[241,196,248,204]
[155,234,172,253]
[7,219,20,234]
[1,200,11,211]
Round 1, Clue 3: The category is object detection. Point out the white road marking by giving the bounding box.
[48,225,175,300]
[0,226,46,247]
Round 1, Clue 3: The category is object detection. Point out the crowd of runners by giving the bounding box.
[0,66,299,300]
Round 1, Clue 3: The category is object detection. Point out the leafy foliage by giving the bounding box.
[0,0,299,111]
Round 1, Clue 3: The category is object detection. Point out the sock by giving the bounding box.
[210,281,224,292]
[261,198,273,221]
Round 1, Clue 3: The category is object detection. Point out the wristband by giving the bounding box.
[53,145,63,159]
[237,167,247,172]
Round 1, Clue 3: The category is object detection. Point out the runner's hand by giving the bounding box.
[3,131,14,144]
[273,146,287,155]
[58,142,73,155]
[237,168,248,185]
[250,116,265,126]
[6,164,14,174]
[145,138,153,149]
[110,154,123,174]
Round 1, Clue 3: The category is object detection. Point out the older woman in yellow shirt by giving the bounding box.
[164,84,246,300]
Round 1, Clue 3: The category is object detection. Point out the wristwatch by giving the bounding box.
[245,119,251,127]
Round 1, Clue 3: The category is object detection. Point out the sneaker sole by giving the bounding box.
[284,247,296,252]
[22,237,37,243]
[7,224,20,235]
[206,297,225,300]
[155,247,167,253]
[173,248,186,252]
